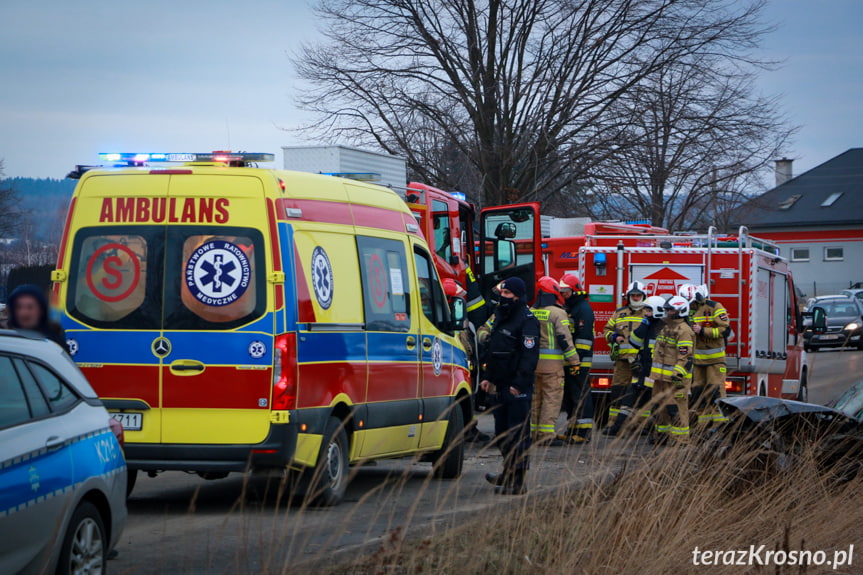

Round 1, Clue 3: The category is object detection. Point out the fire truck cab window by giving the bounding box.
[432,200,452,262]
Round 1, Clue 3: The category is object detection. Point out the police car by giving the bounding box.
[0,330,127,575]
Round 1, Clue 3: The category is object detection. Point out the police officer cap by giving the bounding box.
[500,277,527,299]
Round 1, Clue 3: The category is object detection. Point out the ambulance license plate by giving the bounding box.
[111,412,143,431]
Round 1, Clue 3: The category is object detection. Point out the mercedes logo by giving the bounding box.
[152,337,171,358]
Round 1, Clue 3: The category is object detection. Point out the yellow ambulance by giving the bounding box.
[53,152,471,505]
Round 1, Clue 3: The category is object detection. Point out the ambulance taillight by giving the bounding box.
[272,333,298,410]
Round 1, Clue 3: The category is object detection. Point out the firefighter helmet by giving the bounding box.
[537,275,565,306]
[442,278,466,300]
[559,272,584,294]
[645,295,666,319]
[678,283,699,304]
[625,281,647,308]
[696,284,709,302]
[664,295,690,317]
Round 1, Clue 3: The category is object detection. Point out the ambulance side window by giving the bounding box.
[67,228,158,329]
[432,200,452,262]
[357,236,411,333]
[413,247,451,330]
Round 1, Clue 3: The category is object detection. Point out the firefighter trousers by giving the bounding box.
[492,392,532,472]
[691,363,728,426]
[652,379,690,444]
[562,367,593,438]
[532,371,564,440]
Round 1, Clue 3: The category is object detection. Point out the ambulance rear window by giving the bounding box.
[166,228,265,330]
[67,228,157,329]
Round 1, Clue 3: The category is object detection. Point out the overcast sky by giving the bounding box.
[1,1,861,181]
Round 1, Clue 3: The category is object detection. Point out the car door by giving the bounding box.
[478,203,541,302]
[412,244,459,450]
[356,235,421,457]
[0,354,74,575]
[159,175,275,445]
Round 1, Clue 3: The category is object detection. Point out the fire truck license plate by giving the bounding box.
[111,412,143,431]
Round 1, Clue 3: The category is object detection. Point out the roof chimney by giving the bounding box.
[774,158,793,187]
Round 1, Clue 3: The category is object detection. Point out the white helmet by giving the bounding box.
[645,295,666,319]
[664,295,690,317]
[678,283,699,304]
[625,281,647,309]
[696,284,709,302]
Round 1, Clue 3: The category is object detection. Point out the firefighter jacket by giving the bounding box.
[531,293,579,374]
[603,304,647,360]
[650,317,695,383]
[690,299,730,365]
[565,294,595,369]
[478,301,540,394]
[629,317,663,387]
[464,266,490,329]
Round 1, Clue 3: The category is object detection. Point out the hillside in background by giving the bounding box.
[2,177,75,242]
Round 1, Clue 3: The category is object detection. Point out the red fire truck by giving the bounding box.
[541,226,811,411]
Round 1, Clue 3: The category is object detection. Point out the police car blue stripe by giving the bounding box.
[0,429,126,518]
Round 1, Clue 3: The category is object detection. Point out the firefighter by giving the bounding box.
[443,278,490,443]
[557,273,595,444]
[679,283,731,428]
[611,295,667,435]
[464,266,491,328]
[479,277,540,494]
[649,295,695,445]
[530,276,580,446]
[602,281,648,436]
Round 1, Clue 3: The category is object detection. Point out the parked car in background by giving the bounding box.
[0,330,127,575]
[839,288,863,301]
[803,296,863,351]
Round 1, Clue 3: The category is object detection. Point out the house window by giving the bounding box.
[790,248,809,262]
[824,247,844,261]
[821,192,843,207]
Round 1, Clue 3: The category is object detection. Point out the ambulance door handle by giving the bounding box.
[422,338,433,350]
[169,360,205,375]
[405,336,417,350]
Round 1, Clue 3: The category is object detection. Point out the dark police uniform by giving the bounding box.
[479,299,540,490]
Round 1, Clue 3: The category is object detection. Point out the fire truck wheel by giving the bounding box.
[432,402,465,479]
[307,416,350,507]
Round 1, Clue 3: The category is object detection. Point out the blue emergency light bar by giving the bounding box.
[98,152,275,164]
[450,191,467,201]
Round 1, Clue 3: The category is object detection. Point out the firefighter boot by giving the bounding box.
[495,469,527,495]
[559,425,590,445]
[602,413,628,436]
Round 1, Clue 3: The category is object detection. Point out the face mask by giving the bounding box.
[498,295,516,309]
[629,297,645,309]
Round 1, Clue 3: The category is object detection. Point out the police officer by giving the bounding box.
[557,273,595,444]
[531,276,580,446]
[649,295,695,445]
[602,281,648,435]
[479,277,540,494]
[679,283,731,429]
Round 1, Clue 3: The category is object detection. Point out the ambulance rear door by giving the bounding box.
[159,174,275,446]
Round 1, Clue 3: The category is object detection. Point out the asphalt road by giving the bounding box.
[110,349,860,574]
[805,347,863,405]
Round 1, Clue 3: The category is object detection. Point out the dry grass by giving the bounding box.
[313,421,863,575]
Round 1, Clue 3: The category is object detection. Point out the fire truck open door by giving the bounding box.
[479,203,541,302]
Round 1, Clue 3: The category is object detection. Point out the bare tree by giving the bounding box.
[0,160,23,239]
[584,51,794,230]
[295,0,774,207]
